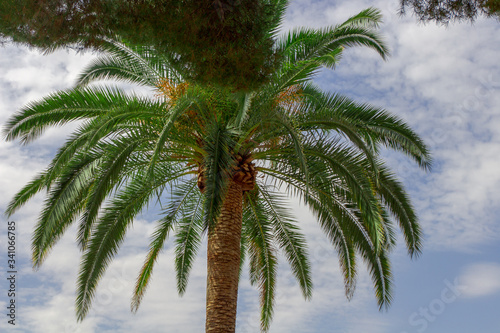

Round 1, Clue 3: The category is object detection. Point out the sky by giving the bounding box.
[1,1,500,332]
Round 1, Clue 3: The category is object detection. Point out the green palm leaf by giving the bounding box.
[76,166,188,320]
[258,186,312,299]
[243,191,278,332]
[132,179,199,312]
[174,183,205,295]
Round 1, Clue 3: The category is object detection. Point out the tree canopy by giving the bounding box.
[0,0,282,91]
[400,0,500,23]
[1,0,498,91]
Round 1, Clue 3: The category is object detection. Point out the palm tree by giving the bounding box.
[3,7,430,333]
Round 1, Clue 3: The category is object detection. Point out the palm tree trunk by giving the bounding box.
[206,180,243,333]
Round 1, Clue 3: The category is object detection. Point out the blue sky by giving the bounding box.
[1,1,500,332]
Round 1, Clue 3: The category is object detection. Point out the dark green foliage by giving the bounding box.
[1,0,497,94]
[400,0,500,23]
[0,0,286,90]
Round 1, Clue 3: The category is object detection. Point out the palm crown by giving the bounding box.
[3,6,430,332]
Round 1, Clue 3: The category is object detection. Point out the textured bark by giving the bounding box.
[206,180,243,333]
[198,153,257,193]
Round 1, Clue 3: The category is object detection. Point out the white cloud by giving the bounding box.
[0,46,93,116]
[459,262,500,298]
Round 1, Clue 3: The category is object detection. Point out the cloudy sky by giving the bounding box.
[1,1,500,332]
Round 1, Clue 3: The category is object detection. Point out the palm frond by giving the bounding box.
[202,122,235,231]
[274,9,388,88]
[338,7,384,28]
[145,88,201,179]
[264,0,290,39]
[76,166,188,320]
[76,38,181,88]
[231,91,255,129]
[262,136,385,252]
[358,241,393,310]
[258,186,312,299]
[243,191,278,332]
[377,165,422,257]
[132,180,199,312]
[269,116,310,190]
[76,54,158,88]
[32,155,99,268]
[77,135,146,250]
[302,191,358,298]
[174,183,205,295]
[300,84,432,170]
[3,86,132,143]
[5,172,47,217]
